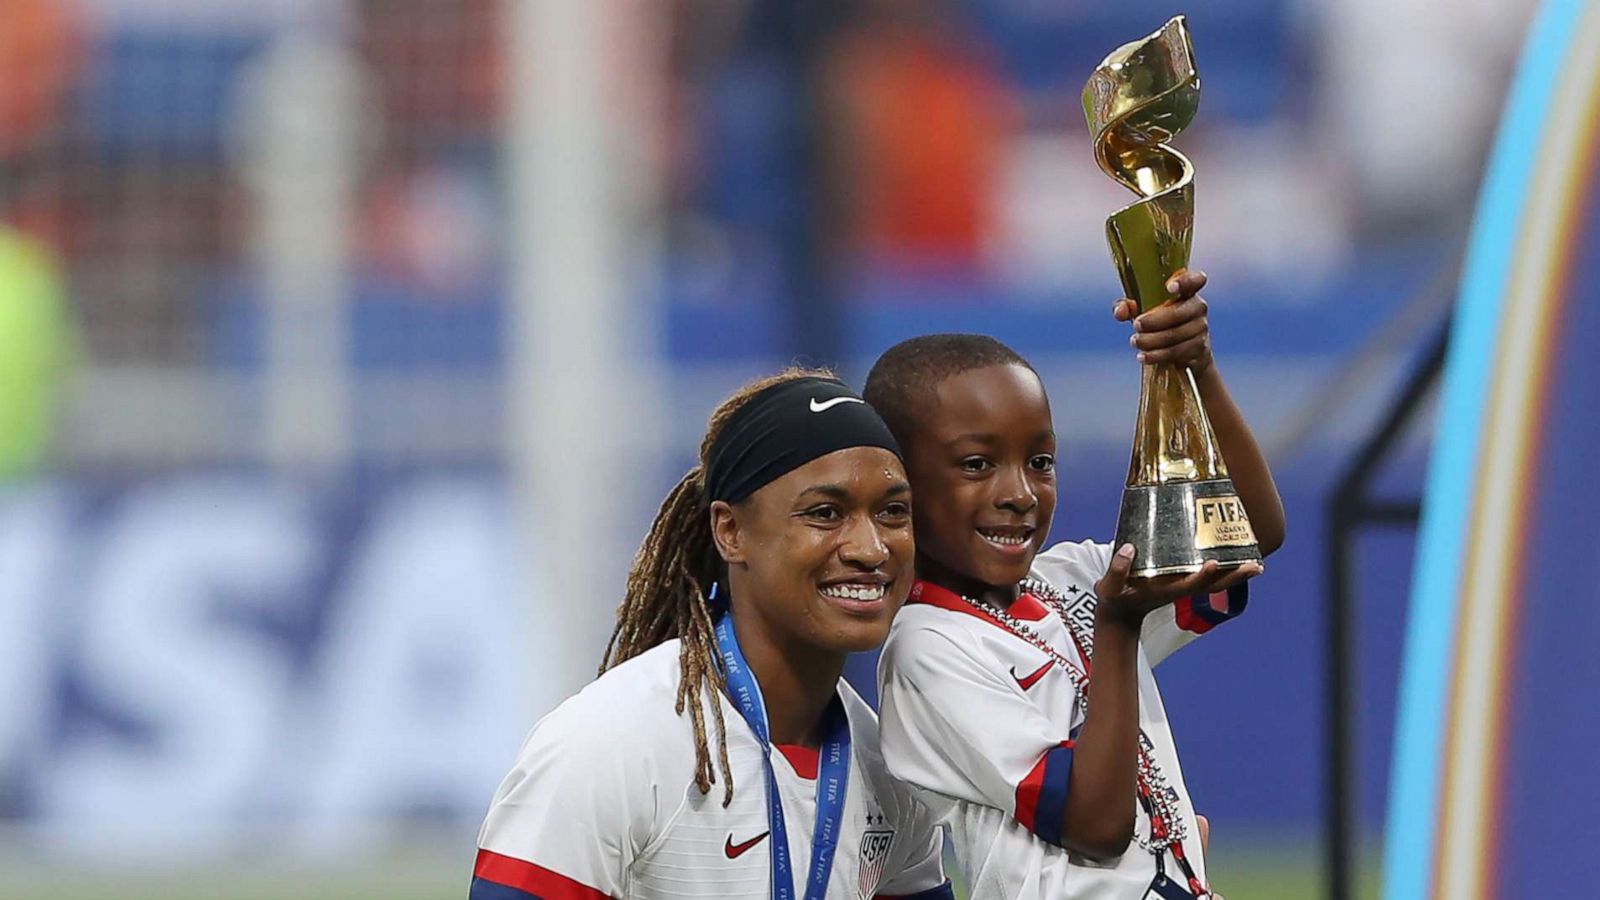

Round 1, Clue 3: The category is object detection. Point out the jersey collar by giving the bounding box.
[908,579,1051,622]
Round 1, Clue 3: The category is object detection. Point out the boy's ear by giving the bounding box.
[709,500,745,565]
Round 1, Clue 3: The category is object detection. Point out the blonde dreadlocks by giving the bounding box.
[600,366,836,807]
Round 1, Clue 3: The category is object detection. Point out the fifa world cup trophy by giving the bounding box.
[1082,16,1260,577]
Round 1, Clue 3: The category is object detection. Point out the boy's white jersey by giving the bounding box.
[876,539,1249,899]
[473,639,950,900]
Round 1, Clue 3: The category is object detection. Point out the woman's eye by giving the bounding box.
[959,457,992,473]
[1030,455,1056,473]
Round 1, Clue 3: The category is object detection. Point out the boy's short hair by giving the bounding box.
[863,333,1036,442]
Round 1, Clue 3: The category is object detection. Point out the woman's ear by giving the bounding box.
[709,499,744,566]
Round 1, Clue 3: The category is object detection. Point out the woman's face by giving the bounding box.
[712,446,914,655]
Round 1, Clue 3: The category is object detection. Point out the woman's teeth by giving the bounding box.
[980,531,1031,546]
[820,583,886,601]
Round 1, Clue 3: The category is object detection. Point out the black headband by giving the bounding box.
[705,377,902,504]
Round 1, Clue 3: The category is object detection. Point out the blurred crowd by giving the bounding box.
[0,0,1537,474]
[664,0,1534,310]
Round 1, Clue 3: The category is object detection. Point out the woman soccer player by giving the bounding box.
[471,370,952,900]
[864,271,1286,899]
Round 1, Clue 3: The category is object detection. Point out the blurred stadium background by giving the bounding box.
[0,0,1544,897]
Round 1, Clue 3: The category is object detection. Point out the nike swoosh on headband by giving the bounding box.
[809,396,866,413]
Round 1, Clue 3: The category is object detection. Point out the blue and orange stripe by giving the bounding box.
[1387,1,1600,897]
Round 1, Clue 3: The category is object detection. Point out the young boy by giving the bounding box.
[864,271,1285,899]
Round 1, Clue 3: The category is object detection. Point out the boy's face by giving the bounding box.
[902,363,1057,592]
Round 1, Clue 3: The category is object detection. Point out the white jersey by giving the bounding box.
[473,639,950,900]
[876,539,1249,899]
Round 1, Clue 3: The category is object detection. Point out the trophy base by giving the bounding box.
[1114,478,1261,578]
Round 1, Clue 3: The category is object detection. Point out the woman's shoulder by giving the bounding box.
[524,640,705,764]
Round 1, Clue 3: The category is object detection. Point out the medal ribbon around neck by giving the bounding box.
[714,603,851,900]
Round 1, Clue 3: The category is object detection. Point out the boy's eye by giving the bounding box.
[959,457,992,473]
[1029,454,1056,473]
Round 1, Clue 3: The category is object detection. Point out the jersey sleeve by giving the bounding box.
[1139,582,1250,667]
[878,625,1079,849]
[1034,537,1250,668]
[873,790,953,899]
[471,704,653,900]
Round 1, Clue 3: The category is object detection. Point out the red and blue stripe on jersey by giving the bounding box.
[1014,740,1076,847]
[1174,583,1248,635]
[471,850,610,900]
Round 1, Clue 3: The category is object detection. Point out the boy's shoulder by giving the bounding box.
[883,580,1054,686]
[885,539,1110,653]
[1029,537,1112,599]
[885,596,989,651]
[883,587,1005,682]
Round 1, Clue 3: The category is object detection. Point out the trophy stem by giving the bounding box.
[1117,361,1260,577]
[1126,362,1228,487]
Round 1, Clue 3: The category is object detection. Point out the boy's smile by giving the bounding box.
[901,363,1058,605]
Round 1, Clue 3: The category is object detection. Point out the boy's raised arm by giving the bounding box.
[1117,268,1287,556]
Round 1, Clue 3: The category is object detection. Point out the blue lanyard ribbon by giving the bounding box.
[715,612,851,900]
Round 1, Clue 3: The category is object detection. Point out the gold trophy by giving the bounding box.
[1082,16,1259,577]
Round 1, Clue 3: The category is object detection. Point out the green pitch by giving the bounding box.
[0,837,1378,900]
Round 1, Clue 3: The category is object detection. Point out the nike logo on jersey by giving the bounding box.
[809,396,865,413]
[1011,660,1053,691]
[724,831,770,859]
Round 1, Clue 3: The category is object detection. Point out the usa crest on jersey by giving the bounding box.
[858,828,895,896]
